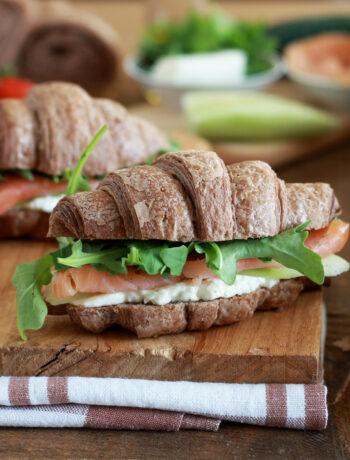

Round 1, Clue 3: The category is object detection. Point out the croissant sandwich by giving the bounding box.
[0,81,169,238]
[13,150,349,340]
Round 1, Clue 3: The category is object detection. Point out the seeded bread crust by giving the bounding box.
[47,278,314,338]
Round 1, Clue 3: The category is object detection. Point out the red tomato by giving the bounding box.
[0,76,33,99]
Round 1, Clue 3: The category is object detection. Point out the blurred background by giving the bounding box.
[1,0,350,169]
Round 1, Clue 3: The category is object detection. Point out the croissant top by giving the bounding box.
[0,81,169,176]
[48,151,341,241]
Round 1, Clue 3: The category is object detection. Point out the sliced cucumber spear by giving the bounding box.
[241,254,349,279]
[182,92,337,141]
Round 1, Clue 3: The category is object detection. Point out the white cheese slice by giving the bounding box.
[46,275,279,308]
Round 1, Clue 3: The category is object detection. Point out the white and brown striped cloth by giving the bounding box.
[0,377,327,431]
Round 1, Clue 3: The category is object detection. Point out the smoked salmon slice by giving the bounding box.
[51,265,181,299]
[50,220,349,299]
[0,174,99,215]
[305,219,349,257]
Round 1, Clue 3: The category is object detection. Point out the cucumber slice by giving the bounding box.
[241,254,349,279]
[322,254,350,277]
[182,92,337,141]
[240,267,300,279]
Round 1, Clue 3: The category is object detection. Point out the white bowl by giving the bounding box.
[124,55,284,110]
[285,63,350,112]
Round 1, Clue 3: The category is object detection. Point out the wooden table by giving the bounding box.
[0,141,349,460]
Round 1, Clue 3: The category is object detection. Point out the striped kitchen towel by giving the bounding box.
[0,377,328,431]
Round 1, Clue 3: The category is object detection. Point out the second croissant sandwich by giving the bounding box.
[14,150,349,340]
[0,81,169,238]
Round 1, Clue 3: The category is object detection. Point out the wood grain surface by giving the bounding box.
[0,240,324,383]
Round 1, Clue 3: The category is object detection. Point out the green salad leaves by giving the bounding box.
[12,221,324,340]
[197,222,324,285]
[0,169,34,181]
[54,221,323,285]
[138,10,278,75]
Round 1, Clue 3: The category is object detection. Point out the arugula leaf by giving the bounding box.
[198,241,238,285]
[122,246,140,268]
[14,169,34,181]
[63,168,90,193]
[194,242,222,271]
[56,239,190,278]
[56,240,126,272]
[168,137,181,151]
[127,241,167,275]
[56,236,75,249]
[194,221,324,285]
[94,174,106,181]
[12,253,54,340]
[66,125,107,195]
[54,221,323,285]
[138,137,181,166]
[160,245,188,276]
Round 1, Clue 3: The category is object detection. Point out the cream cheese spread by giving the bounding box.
[46,275,279,308]
[25,194,65,213]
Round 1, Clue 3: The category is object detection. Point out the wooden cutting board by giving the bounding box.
[0,240,324,384]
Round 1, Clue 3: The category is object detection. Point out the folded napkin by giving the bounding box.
[0,377,327,431]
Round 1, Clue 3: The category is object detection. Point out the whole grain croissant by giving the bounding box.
[0,81,169,176]
[49,150,341,241]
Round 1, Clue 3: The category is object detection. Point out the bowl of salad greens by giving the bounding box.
[125,11,283,109]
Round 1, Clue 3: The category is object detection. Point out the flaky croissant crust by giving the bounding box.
[48,151,341,242]
[0,82,169,176]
